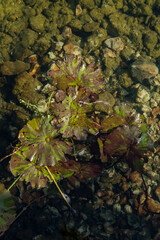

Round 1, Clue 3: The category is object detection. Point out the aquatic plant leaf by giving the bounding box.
[103,126,132,157]
[97,138,108,162]
[52,89,100,140]
[101,114,127,133]
[0,184,16,235]
[10,151,52,189]
[49,161,75,180]
[50,159,102,181]
[103,125,154,171]
[48,55,105,93]
[18,116,72,166]
[73,163,102,181]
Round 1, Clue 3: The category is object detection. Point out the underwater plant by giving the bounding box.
[98,104,154,171]
[16,115,72,166]
[48,55,105,93]
[0,55,157,236]
[0,184,16,237]
[52,87,100,140]
[9,115,72,188]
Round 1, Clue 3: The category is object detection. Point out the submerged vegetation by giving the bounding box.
[0,55,156,236]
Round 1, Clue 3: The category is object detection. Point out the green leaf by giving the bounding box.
[101,114,127,133]
[48,55,105,93]
[10,153,52,189]
[18,116,72,166]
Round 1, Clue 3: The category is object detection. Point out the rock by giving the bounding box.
[104,37,124,52]
[144,30,158,51]
[102,3,116,16]
[63,42,82,55]
[0,60,30,75]
[152,92,160,104]
[13,72,44,106]
[124,204,132,214]
[136,85,151,103]
[89,8,104,22]
[76,4,82,16]
[113,203,121,213]
[21,28,38,47]
[62,26,72,39]
[154,16,160,35]
[83,22,100,32]
[147,199,160,213]
[129,171,141,182]
[131,59,159,82]
[94,91,115,114]
[29,14,46,32]
[118,72,133,88]
[103,48,116,58]
[79,0,95,9]
[155,186,160,201]
[108,12,130,36]
[69,19,83,31]
[85,28,107,53]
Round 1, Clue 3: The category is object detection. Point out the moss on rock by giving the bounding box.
[143,30,158,52]
[13,72,44,105]
[108,12,131,36]
[29,14,46,32]
[79,0,95,9]
[89,8,104,22]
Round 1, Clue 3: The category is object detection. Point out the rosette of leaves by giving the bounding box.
[98,104,154,171]
[9,116,72,188]
[52,88,100,140]
[17,116,72,166]
[0,184,16,236]
[48,55,105,93]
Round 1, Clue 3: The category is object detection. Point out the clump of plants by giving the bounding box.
[0,55,156,235]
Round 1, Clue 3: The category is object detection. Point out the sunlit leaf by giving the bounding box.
[10,151,52,189]
[48,55,105,93]
[52,88,100,140]
[101,114,127,133]
[18,116,72,166]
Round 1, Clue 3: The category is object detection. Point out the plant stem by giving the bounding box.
[45,166,73,210]
[7,175,22,191]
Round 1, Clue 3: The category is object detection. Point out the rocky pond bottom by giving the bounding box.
[1,165,160,240]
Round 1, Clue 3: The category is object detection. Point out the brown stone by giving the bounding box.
[131,59,159,82]
[155,186,160,201]
[147,199,160,213]
[63,43,81,55]
[120,196,127,204]
[103,48,116,58]
[129,171,140,182]
[104,37,124,52]
[140,193,146,204]
[76,4,82,16]
[138,204,147,215]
